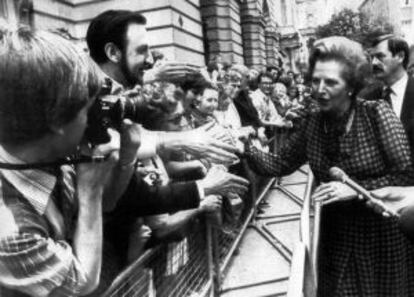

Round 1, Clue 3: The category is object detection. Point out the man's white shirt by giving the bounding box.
[388,72,408,118]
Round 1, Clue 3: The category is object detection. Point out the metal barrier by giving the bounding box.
[102,219,212,297]
[286,170,316,297]
[100,130,301,297]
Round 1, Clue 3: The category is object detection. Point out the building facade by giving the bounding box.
[359,0,412,43]
[1,0,322,71]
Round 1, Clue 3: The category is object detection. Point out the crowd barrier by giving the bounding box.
[286,170,316,297]
[99,128,311,297]
[100,164,275,297]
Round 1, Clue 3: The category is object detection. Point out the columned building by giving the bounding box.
[0,0,316,70]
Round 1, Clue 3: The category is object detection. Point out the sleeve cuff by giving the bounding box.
[196,181,205,200]
[137,130,157,159]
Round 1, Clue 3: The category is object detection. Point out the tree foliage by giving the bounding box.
[315,8,394,46]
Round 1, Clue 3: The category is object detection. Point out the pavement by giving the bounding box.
[221,166,312,297]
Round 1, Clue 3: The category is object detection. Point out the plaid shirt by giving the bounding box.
[247,98,414,297]
[0,147,89,297]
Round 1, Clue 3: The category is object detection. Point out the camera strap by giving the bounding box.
[0,155,108,170]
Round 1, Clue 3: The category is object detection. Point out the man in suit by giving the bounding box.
[365,35,414,219]
[369,34,414,149]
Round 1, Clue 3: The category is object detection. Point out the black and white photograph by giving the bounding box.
[1,0,414,296]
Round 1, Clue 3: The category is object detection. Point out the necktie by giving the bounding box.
[55,165,78,241]
[383,86,393,108]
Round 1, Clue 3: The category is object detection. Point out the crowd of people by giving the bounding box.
[2,7,414,297]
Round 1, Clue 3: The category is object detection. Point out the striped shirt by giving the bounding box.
[0,147,89,297]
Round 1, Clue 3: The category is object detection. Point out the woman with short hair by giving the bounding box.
[246,36,414,296]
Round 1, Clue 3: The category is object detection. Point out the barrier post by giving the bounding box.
[211,227,222,297]
[206,223,216,297]
[287,170,316,297]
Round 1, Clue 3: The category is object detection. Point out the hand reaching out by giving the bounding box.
[180,122,241,166]
[200,195,222,213]
[144,62,207,85]
[198,166,249,197]
[370,186,414,215]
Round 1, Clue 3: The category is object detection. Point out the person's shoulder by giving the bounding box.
[357,97,398,123]
[358,81,384,101]
[358,97,388,109]
[406,75,414,91]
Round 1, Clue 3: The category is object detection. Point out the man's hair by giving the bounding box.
[86,10,147,64]
[372,34,409,69]
[151,49,164,63]
[266,64,279,73]
[229,64,249,78]
[0,25,103,145]
[257,71,273,83]
[207,61,219,73]
[278,75,293,88]
[308,36,370,97]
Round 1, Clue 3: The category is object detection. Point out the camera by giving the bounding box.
[85,78,148,145]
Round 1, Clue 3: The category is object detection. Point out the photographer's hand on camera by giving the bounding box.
[74,128,119,293]
[78,128,120,198]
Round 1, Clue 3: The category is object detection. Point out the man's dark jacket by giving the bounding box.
[360,76,414,156]
[234,89,262,127]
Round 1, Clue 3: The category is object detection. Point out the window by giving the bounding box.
[0,0,8,19]
[17,0,33,25]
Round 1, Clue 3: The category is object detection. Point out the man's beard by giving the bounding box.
[120,55,142,87]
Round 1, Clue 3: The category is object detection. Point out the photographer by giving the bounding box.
[86,9,241,209]
[0,26,118,296]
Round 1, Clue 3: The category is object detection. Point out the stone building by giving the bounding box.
[0,0,320,71]
[359,0,409,43]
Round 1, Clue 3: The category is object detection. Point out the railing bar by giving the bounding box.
[219,205,262,274]
[102,247,161,297]
[258,214,301,221]
[255,178,278,207]
[255,225,292,259]
[275,186,304,205]
[221,276,289,293]
[218,178,277,275]
[262,224,293,255]
[199,279,214,297]
[278,181,308,186]
[286,170,315,297]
